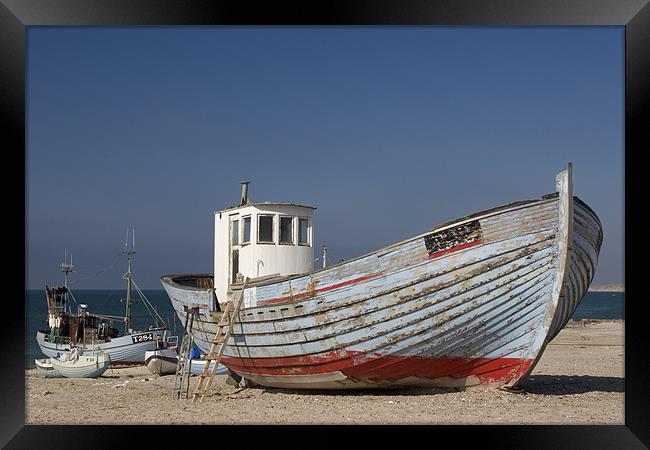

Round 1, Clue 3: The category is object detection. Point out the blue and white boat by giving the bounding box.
[49,349,111,378]
[36,234,176,365]
[186,357,229,376]
[145,345,228,376]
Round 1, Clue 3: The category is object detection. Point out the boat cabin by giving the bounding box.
[42,286,119,345]
[213,182,316,303]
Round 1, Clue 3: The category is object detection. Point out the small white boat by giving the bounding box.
[50,348,111,378]
[145,347,178,375]
[34,358,63,378]
[186,358,228,376]
[144,347,228,376]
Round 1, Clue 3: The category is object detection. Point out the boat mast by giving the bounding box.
[123,229,135,334]
[61,251,74,315]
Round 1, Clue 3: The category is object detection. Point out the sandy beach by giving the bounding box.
[25,320,624,425]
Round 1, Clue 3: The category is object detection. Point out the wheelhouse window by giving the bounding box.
[242,216,251,244]
[231,219,239,245]
[298,218,310,246]
[279,216,294,244]
[258,215,274,244]
[231,249,239,283]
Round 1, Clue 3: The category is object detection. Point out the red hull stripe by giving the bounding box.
[221,352,532,384]
[427,240,482,260]
[261,274,382,305]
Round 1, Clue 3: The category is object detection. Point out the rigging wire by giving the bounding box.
[67,287,79,306]
[131,283,156,325]
[131,277,166,326]
[55,234,169,330]
[67,255,124,285]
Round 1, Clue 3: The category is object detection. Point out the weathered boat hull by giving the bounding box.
[50,353,111,378]
[36,330,164,365]
[162,165,602,389]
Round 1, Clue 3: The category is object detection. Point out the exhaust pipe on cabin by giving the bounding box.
[240,181,250,206]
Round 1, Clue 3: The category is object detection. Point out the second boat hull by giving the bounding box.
[50,353,111,378]
[145,348,178,375]
[36,330,164,365]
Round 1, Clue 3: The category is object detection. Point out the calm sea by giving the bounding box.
[24,289,624,368]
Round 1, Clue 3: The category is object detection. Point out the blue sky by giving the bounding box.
[27,27,624,289]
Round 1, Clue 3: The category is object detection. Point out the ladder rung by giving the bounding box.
[212,336,226,344]
[218,321,231,327]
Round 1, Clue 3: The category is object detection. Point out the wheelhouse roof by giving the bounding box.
[215,202,317,214]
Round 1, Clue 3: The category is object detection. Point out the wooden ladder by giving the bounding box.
[171,306,199,400]
[192,279,247,402]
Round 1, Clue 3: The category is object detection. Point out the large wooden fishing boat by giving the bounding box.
[161,164,602,389]
[36,233,174,365]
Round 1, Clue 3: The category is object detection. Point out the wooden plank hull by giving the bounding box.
[162,167,601,389]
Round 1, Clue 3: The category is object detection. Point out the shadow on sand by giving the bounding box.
[257,375,624,397]
[520,375,624,395]
[259,386,454,397]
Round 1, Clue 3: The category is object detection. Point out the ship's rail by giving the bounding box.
[42,333,72,345]
[161,274,214,291]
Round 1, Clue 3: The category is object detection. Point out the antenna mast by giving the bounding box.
[122,229,136,334]
[61,251,74,314]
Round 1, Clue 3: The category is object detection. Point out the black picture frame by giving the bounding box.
[2,0,646,448]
